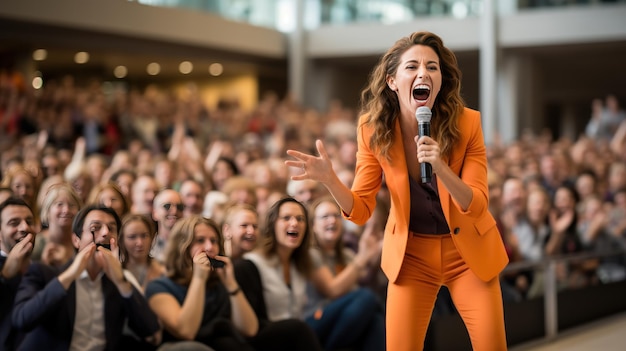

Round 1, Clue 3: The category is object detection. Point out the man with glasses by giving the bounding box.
[12,205,160,350]
[151,189,184,263]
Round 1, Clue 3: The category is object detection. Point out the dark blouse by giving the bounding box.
[145,277,242,347]
[408,175,450,234]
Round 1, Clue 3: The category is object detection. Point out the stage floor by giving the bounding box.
[511,312,626,351]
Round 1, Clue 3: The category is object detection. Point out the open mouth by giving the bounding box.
[242,235,256,242]
[413,85,430,101]
[286,231,299,238]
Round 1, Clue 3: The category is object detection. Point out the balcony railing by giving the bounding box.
[131,0,618,31]
[502,248,626,343]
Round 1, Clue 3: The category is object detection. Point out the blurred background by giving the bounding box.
[2,0,625,143]
[1,1,626,349]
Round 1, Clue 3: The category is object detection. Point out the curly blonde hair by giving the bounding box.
[359,31,464,160]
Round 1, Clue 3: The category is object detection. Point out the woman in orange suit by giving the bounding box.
[286,31,508,351]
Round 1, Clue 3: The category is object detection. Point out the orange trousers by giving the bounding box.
[386,234,507,351]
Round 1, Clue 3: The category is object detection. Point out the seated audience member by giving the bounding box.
[88,182,130,219]
[179,179,205,217]
[1,166,39,230]
[147,215,321,351]
[221,176,258,208]
[1,166,37,212]
[211,157,239,193]
[606,187,626,242]
[549,185,589,289]
[35,183,82,267]
[12,205,160,351]
[85,154,109,186]
[41,151,63,180]
[286,179,323,208]
[235,197,381,351]
[355,197,390,303]
[603,162,626,203]
[119,214,165,293]
[109,169,137,200]
[221,203,260,260]
[549,185,583,257]
[577,194,614,253]
[154,158,176,191]
[34,175,65,216]
[508,188,552,298]
[0,198,37,350]
[131,174,160,216]
[151,189,184,263]
[145,216,258,350]
[203,191,229,225]
[64,162,94,206]
[513,188,553,263]
[306,196,385,351]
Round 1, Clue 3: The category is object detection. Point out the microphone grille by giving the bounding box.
[415,106,432,123]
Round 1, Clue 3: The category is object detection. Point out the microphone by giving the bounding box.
[415,106,432,183]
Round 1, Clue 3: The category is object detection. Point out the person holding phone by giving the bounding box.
[145,215,258,350]
[146,215,322,351]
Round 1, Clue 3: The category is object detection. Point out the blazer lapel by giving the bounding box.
[383,119,410,226]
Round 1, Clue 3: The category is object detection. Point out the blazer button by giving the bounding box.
[453,227,460,235]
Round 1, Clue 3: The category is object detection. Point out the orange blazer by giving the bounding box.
[345,107,508,283]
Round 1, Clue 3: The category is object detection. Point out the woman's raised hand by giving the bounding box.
[286,140,335,184]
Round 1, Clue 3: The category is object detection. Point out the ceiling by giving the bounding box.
[2,16,625,111]
[0,18,287,84]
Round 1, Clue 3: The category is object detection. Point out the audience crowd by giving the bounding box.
[1,70,626,350]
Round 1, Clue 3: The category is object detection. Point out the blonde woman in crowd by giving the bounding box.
[222,203,260,260]
[34,183,82,267]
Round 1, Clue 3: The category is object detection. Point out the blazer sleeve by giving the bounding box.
[12,263,67,331]
[345,119,384,225]
[452,109,491,218]
[0,258,21,312]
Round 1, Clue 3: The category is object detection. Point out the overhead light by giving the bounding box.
[209,63,223,76]
[451,2,469,18]
[74,51,90,64]
[179,61,193,74]
[146,62,160,75]
[32,76,43,90]
[114,65,128,78]
[32,49,47,61]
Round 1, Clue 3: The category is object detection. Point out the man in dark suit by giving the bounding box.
[12,205,160,350]
[0,197,37,350]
